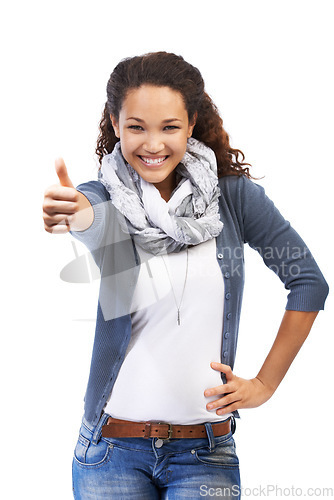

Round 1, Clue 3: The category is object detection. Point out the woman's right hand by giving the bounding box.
[43,159,93,234]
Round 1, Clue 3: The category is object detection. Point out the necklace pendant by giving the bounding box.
[161,248,188,328]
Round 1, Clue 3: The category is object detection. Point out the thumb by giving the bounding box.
[55,158,74,188]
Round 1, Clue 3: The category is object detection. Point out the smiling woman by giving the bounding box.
[109,85,196,201]
[42,51,329,499]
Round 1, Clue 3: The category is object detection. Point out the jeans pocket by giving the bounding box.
[195,434,239,468]
[73,433,113,468]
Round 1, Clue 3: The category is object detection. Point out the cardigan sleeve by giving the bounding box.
[69,180,111,262]
[239,176,329,311]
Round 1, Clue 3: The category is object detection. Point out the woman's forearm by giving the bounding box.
[255,310,319,393]
[205,309,319,414]
[69,191,94,232]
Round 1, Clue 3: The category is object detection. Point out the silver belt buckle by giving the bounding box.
[158,421,173,440]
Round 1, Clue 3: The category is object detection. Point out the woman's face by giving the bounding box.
[110,84,196,201]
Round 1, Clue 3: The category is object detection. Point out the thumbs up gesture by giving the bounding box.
[43,158,93,234]
[55,157,75,189]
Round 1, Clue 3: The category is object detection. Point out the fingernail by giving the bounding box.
[207,404,213,409]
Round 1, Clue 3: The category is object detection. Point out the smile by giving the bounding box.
[138,155,169,166]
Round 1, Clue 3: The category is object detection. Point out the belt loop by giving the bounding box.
[144,422,151,438]
[230,415,236,435]
[204,422,215,451]
[92,413,110,445]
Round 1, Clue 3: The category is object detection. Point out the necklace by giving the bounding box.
[161,248,189,326]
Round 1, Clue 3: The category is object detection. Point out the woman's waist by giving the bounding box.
[103,364,230,424]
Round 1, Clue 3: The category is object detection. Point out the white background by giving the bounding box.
[1,1,333,498]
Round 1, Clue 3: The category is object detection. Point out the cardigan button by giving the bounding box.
[226,312,232,319]
[224,332,230,339]
[225,293,231,300]
[224,272,230,279]
[223,351,228,358]
[217,253,224,259]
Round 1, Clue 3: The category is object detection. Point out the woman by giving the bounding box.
[43,51,329,499]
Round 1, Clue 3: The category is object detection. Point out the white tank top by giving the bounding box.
[104,237,233,424]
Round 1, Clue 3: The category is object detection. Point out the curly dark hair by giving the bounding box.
[96,51,252,179]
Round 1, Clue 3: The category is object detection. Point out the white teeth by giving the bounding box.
[140,156,167,165]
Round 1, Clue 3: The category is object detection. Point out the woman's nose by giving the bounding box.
[143,134,164,154]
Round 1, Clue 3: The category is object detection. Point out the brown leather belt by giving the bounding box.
[102,416,231,439]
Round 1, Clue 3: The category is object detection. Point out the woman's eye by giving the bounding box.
[128,125,143,130]
[127,125,179,131]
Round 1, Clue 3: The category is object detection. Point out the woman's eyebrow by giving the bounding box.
[126,117,182,123]
[126,117,144,122]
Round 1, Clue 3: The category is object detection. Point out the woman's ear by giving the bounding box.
[187,112,197,138]
[110,114,120,138]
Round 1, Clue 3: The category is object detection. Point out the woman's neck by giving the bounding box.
[152,170,177,202]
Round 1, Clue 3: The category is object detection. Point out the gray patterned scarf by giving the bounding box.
[98,137,223,255]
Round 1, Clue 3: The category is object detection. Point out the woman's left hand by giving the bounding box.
[204,362,275,415]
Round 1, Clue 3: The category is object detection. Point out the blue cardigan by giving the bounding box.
[70,174,329,427]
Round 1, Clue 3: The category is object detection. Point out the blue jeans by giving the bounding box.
[72,413,240,499]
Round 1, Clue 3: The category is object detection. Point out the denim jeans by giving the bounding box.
[72,413,240,499]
